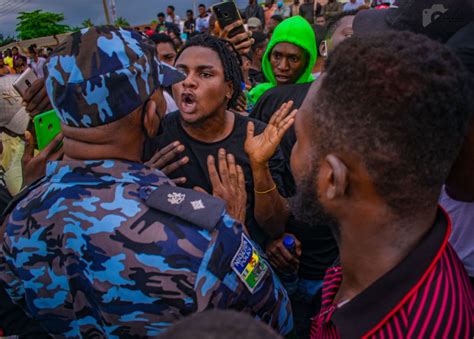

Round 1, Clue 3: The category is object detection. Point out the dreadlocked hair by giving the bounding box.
[175,34,244,109]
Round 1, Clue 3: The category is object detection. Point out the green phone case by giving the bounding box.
[33,109,62,151]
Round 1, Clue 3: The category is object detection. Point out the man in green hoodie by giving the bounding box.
[249,15,317,105]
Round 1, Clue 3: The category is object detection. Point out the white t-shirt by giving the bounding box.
[27,57,47,79]
[164,91,178,114]
[343,1,364,11]
[196,14,211,33]
[166,14,181,26]
[439,187,474,277]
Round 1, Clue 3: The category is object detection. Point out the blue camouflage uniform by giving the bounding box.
[0,160,292,337]
[0,26,293,337]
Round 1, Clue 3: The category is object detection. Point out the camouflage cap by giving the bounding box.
[45,26,185,128]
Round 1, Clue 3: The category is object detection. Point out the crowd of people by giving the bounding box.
[0,44,50,77]
[0,0,473,338]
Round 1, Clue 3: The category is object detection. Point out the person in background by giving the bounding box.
[274,1,291,19]
[249,15,357,335]
[27,46,47,79]
[292,31,473,339]
[13,57,26,74]
[319,10,357,59]
[165,5,181,26]
[0,75,31,196]
[251,10,357,160]
[155,12,171,33]
[0,26,293,337]
[315,14,327,27]
[0,57,12,75]
[343,0,364,11]
[150,33,177,66]
[144,26,155,37]
[196,3,212,34]
[321,0,342,18]
[2,49,13,69]
[247,17,263,33]
[311,25,326,77]
[249,32,268,85]
[147,34,293,248]
[267,14,283,38]
[264,0,278,31]
[11,47,25,68]
[299,0,316,24]
[249,16,317,106]
[244,0,265,27]
[440,22,474,286]
[241,52,253,90]
[184,9,196,39]
[149,33,179,114]
[169,30,183,51]
[291,0,301,16]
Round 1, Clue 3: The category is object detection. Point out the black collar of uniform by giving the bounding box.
[331,207,450,338]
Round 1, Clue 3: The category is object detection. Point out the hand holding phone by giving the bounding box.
[22,78,53,117]
[219,21,254,56]
[212,1,246,38]
[33,109,62,151]
[13,68,38,98]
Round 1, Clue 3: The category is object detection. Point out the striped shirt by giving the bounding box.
[310,208,474,338]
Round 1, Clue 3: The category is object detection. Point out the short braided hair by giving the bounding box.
[176,34,243,109]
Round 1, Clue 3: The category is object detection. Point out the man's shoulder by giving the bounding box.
[251,82,313,123]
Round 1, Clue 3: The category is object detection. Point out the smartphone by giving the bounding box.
[13,68,38,98]
[212,1,247,39]
[33,109,62,151]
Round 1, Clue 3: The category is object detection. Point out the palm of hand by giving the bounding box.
[245,126,280,164]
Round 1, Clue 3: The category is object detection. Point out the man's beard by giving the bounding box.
[288,168,342,241]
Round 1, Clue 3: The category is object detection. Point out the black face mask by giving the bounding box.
[140,98,164,163]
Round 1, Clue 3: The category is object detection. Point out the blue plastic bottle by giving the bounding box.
[280,235,299,296]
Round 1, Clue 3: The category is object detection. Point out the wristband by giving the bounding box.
[254,184,277,195]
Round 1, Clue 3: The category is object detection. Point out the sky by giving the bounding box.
[0,0,249,38]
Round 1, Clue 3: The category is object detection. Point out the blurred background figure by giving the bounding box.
[274,1,291,19]
[184,9,196,39]
[0,57,13,75]
[165,5,180,25]
[196,3,212,34]
[159,310,282,339]
[244,0,266,26]
[267,14,283,37]
[248,17,263,33]
[27,45,46,79]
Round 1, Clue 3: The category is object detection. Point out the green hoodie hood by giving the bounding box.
[249,16,317,104]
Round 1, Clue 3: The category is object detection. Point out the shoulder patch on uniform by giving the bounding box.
[140,184,226,231]
[231,233,269,294]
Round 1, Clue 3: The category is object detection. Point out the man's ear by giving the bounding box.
[320,40,328,58]
[323,154,349,200]
[143,99,159,138]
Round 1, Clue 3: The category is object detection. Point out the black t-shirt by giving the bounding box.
[249,68,267,86]
[184,19,197,38]
[250,82,313,162]
[148,111,292,247]
[250,82,338,280]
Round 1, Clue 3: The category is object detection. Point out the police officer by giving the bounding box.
[0,27,292,337]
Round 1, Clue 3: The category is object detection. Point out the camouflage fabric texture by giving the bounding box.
[0,160,293,337]
[45,26,185,128]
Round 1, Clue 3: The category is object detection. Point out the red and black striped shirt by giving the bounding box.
[310,207,474,338]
